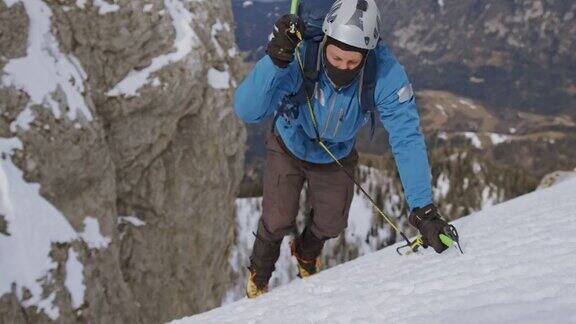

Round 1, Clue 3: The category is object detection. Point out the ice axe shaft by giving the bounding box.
[290,0,299,15]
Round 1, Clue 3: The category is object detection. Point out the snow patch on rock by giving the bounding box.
[211,19,227,57]
[227,47,238,58]
[489,133,511,145]
[107,0,200,97]
[143,3,154,13]
[93,0,120,15]
[208,68,230,90]
[434,104,447,116]
[64,248,85,309]
[472,160,482,174]
[1,0,93,127]
[118,215,146,227]
[480,185,499,209]
[75,0,87,9]
[79,217,111,249]
[9,106,35,132]
[434,172,450,200]
[462,132,483,149]
[0,138,78,320]
[459,99,477,109]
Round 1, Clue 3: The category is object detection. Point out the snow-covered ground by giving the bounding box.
[171,178,576,324]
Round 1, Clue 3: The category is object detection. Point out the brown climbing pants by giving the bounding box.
[257,130,358,242]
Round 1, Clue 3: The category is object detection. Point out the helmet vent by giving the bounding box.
[346,8,365,31]
[326,1,342,24]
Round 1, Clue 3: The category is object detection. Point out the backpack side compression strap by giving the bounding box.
[361,50,377,140]
[300,38,322,102]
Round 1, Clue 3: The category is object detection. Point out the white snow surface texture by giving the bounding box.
[171,178,576,324]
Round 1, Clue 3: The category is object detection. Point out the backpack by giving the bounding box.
[274,3,378,141]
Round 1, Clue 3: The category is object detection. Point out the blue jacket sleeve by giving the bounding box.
[234,55,301,123]
[375,63,433,211]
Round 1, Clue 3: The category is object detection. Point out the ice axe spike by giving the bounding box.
[439,224,464,254]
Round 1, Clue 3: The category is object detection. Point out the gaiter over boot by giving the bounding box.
[290,226,324,278]
[247,233,282,297]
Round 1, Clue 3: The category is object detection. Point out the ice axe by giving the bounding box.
[396,224,464,256]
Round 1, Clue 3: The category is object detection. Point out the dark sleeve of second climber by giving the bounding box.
[374,59,434,212]
[234,53,302,124]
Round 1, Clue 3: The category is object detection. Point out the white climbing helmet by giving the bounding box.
[322,0,381,50]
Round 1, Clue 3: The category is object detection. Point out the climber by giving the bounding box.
[234,0,451,298]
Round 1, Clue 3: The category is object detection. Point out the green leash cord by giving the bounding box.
[286,0,461,255]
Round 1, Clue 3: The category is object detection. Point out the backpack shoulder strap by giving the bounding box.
[360,50,377,140]
[273,39,323,132]
[296,37,323,102]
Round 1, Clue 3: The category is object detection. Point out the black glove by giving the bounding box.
[266,14,304,68]
[409,204,449,253]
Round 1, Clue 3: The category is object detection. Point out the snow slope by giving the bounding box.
[171,178,576,324]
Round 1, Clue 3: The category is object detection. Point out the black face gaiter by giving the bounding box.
[323,37,367,89]
[324,60,363,88]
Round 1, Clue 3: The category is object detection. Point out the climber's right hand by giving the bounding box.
[409,204,449,254]
[266,14,305,68]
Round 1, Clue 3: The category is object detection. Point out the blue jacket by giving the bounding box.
[234,43,432,210]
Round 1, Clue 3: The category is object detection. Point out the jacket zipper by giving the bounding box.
[322,92,337,137]
[333,109,345,137]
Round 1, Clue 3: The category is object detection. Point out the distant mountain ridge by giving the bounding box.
[379,0,576,117]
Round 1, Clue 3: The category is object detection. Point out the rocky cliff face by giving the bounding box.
[0,0,245,323]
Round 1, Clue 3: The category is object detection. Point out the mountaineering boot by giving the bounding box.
[290,227,324,278]
[290,240,322,278]
[246,233,282,298]
[246,269,268,298]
